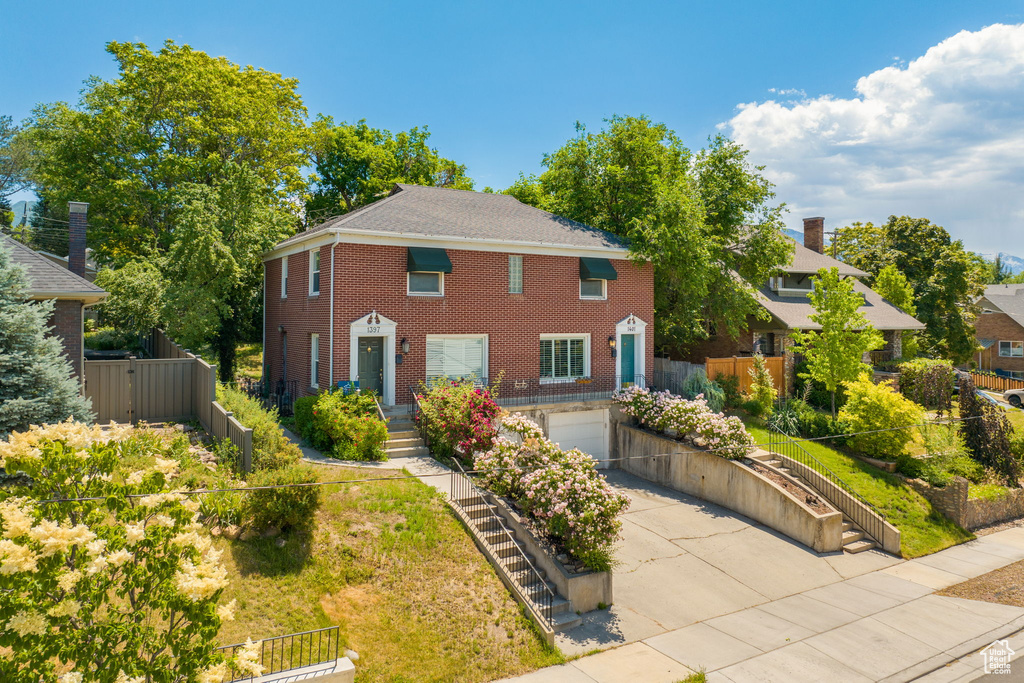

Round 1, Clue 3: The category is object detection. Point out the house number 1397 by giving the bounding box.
[366,326,380,333]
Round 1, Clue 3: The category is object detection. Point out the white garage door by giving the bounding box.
[547,409,609,468]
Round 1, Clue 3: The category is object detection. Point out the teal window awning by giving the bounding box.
[579,257,617,281]
[407,247,452,273]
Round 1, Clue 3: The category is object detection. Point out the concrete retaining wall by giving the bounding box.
[617,426,843,553]
[487,494,613,613]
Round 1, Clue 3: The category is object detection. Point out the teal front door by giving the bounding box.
[620,334,636,385]
[358,337,384,396]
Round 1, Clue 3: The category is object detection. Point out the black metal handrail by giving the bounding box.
[215,625,340,680]
[234,377,298,417]
[406,373,648,408]
[448,460,555,630]
[765,423,888,546]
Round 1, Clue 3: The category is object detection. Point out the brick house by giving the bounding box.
[679,217,924,389]
[262,184,654,411]
[2,202,107,390]
[975,284,1024,378]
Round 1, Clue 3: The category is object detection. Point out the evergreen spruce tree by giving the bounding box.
[0,242,94,434]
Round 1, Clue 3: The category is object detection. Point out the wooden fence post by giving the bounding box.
[242,430,253,473]
[128,355,138,426]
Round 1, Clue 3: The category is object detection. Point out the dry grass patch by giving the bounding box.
[939,558,1024,607]
[216,464,563,682]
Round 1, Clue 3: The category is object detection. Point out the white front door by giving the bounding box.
[547,409,610,468]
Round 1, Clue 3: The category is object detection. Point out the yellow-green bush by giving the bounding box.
[839,378,924,461]
[217,384,301,471]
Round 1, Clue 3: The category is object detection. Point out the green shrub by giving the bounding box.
[293,395,317,440]
[311,389,389,461]
[765,401,801,436]
[746,354,777,417]
[84,326,140,351]
[217,384,301,471]
[898,359,954,411]
[795,361,847,411]
[897,451,985,487]
[680,369,725,413]
[243,463,322,530]
[742,398,765,418]
[839,378,924,461]
[714,373,742,409]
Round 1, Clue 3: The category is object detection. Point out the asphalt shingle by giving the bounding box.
[2,234,106,299]
[981,284,1024,328]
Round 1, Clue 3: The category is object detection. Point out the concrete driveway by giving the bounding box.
[556,470,901,656]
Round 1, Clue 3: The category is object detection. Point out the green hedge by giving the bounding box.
[217,385,301,471]
[243,463,322,530]
[898,359,954,411]
[295,390,388,461]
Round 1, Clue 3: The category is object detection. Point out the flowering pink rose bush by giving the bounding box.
[614,387,754,460]
[417,378,502,464]
[0,421,260,682]
[474,414,630,571]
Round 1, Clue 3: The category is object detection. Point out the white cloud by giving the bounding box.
[724,23,1024,254]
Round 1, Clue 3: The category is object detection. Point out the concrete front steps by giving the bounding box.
[749,449,879,554]
[457,496,582,633]
[381,406,429,458]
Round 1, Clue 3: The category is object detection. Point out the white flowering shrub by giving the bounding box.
[474,414,630,571]
[614,387,754,460]
[0,421,262,682]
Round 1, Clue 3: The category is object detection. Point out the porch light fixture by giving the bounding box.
[401,338,410,354]
[608,335,616,358]
[278,325,286,333]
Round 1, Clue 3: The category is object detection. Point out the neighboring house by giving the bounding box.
[36,249,99,282]
[2,205,107,390]
[975,284,1024,379]
[262,183,654,410]
[679,217,924,388]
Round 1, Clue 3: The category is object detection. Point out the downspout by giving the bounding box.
[262,262,267,381]
[329,234,339,388]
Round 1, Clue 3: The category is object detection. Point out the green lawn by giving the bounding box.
[217,464,562,682]
[745,423,974,558]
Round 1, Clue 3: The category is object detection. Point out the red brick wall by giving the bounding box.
[975,312,1024,374]
[265,243,654,403]
[49,299,84,383]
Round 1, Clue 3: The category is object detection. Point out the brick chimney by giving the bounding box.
[68,201,88,277]
[803,216,825,254]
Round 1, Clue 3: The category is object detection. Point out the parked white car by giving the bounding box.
[1005,387,1024,408]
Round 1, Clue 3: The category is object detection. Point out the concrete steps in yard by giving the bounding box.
[382,408,428,458]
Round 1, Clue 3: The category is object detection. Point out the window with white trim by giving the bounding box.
[580,278,606,300]
[999,341,1023,358]
[310,333,320,388]
[408,271,443,296]
[509,255,523,294]
[281,256,288,298]
[1010,370,1024,380]
[309,249,320,295]
[425,335,486,382]
[540,336,588,380]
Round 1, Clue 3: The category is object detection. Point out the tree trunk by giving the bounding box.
[831,390,836,419]
[215,311,238,383]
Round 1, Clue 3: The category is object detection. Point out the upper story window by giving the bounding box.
[999,341,1023,357]
[579,257,617,301]
[407,247,452,297]
[281,256,288,298]
[770,273,814,295]
[309,249,320,295]
[509,255,523,294]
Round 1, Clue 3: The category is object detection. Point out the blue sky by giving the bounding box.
[4,0,1024,251]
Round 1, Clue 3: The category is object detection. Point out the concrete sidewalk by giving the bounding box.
[499,527,1024,683]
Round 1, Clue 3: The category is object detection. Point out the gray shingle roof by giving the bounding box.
[784,236,866,277]
[755,279,925,331]
[2,235,106,301]
[981,284,1024,328]
[274,184,628,252]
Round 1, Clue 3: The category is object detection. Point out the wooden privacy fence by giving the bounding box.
[705,356,785,394]
[86,329,254,471]
[971,371,1024,393]
[653,358,706,384]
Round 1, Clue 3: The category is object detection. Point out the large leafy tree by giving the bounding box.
[162,164,291,381]
[0,115,33,200]
[791,267,885,416]
[0,242,94,434]
[521,116,791,350]
[872,264,919,358]
[24,40,307,260]
[305,117,472,224]
[94,260,165,335]
[832,216,985,364]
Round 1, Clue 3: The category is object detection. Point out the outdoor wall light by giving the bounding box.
[401,338,410,353]
[278,325,286,333]
[608,335,616,358]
